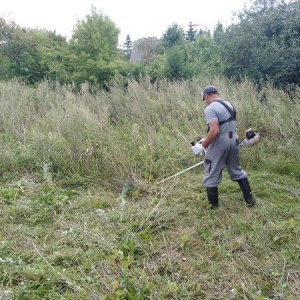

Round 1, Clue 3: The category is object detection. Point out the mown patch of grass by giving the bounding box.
[1,168,299,299]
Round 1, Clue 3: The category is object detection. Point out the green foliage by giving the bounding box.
[0,17,68,84]
[71,7,119,58]
[0,9,127,88]
[186,22,197,42]
[2,2,300,87]
[218,0,300,87]
[163,45,187,79]
[122,34,133,60]
[66,6,123,88]
[155,34,222,80]
[162,23,185,48]
[184,35,223,76]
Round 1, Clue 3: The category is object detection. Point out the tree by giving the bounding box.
[216,0,300,87]
[0,17,67,84]
[239,0,283,17]
[66,6,125,87]
[186,22,198,42]
[33,30,68,83]
[163,45,187,80]
[122,34,132,60]
[0,18,20,80]
[162,23,185,48]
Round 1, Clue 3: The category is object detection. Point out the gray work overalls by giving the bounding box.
[203,100,247,188]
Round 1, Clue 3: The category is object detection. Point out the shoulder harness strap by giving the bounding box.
[215,100,236,126]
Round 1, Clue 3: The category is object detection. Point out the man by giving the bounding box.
[192,85,255,209]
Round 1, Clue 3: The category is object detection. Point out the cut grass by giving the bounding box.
[0,169,299,299]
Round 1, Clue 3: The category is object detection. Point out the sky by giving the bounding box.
[1,0,249,45]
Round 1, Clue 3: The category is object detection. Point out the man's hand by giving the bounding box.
[191,143,205,155]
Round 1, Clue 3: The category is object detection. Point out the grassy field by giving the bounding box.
[1,170,299,299]
[0,77,300,299]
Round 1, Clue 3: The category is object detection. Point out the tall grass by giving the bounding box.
[0,77,300,299]
[0,76,299,186]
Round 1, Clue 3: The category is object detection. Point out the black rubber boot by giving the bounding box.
[206,187,219,209]
[237,177,255,207]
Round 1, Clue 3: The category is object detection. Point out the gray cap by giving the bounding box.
[202,85,218,96]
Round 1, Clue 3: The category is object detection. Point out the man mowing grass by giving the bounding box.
[192,85,255,209]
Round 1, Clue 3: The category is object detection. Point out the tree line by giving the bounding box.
[1,0,300,90]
